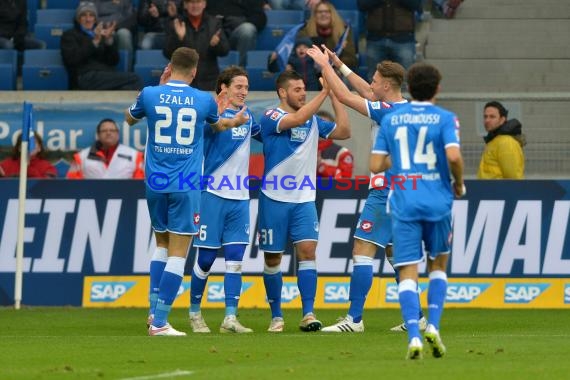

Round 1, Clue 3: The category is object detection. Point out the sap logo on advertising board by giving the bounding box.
[385,282,429,303]
[324,283,350,303]
[565,284,570,304]
[177,281,191,297]
[90,281,135,302]
[446,284,490,303]
[281,283,300,302]
[504,284,549,303]
[207,282,253,302]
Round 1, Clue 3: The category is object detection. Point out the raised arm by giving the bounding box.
[327,87,351,140]
[322,45,374,100]
[277,88,330,131]
[307,45,369,116]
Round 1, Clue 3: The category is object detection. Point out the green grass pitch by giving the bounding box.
[1,308,569,379]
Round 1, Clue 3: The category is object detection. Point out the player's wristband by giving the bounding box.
[339,64,352,77]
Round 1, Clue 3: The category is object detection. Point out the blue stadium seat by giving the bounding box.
[34,23,72,49]
[35,9,76,48]
[0,50,18,90]
[117,49,130,72]
[256,24,298,51]
[218,50,239,70]
[329,0,358,10]
[357,52,368,80]
[22,50,69,90]
[246,51,277,91]
[28,0,39,32]
[265,10,304,25]
[44,0,80,9]
[37,9,76,24]
[134,50,169,87]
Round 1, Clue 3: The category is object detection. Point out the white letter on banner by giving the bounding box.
[0,199,41,272]
[451,200,504,274]
[32,199,75,272]
[133,199,155,273]
[495,201,541,275]
[67,199,121,273]
[316,199,357,273]
[543,201,570,274]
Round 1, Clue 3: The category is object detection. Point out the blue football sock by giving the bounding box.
[263,264,283,318]
[427,270,448,330]
[224,245,246,317]
[189,248,217,314]
[154,256,186,328]
[149,247,167,316]
[348,255,373,323]
[399,279,421,342]
[298,261,317,316]
[224,271,241,316]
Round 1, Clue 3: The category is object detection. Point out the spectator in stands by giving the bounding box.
[206,0,266,67]
[61,1,142,90]
[0,131,56,179]
[67,118,144,179]
[93,0,136,56]
[138,0,181,50]
[358,0,422,78]
[297,1,357,70]
[316,110,353,178]
[477,101,526,179]
[163,0,229,91]
[268,36,321,90]
[0,0,46,52]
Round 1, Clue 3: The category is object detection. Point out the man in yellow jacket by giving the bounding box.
[477,101,525,179]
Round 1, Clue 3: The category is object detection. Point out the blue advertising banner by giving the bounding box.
[0,101,276,154]
[0,179,569,306]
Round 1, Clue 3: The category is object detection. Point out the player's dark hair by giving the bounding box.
[376,60,405,89]
[216,65,248,95]
[171,47,199,74]
[484,101,509,118]
[406,62,441,101]
[96,118,118,134]
[275,70,304,96]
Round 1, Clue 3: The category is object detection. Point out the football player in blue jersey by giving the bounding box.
[125,47,248,336]
[187,66,261,334]
[260,70,350,332]
[370,62,465,359]
[307,46,426,333]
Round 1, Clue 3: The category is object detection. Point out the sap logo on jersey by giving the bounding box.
[290,128,309,142]
[564,284,570,304]
[281,283,300,302]
[324,283,350,303]
[446,283,490,303]
[504,283,550,303]
[207,282,254,302]
[90,281,136,302]
[231,126,248,139]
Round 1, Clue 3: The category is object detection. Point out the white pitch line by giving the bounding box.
[118,370,194,380]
